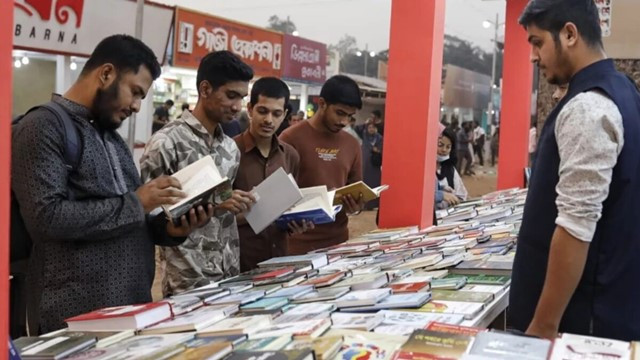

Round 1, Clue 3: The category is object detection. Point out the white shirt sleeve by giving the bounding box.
[554,91,624,242]
[452,168,468,201]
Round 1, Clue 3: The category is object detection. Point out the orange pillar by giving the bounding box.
[379,0,445,229]
[497,0,533,189]
[1,0,12,356]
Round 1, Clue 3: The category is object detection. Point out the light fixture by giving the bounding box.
[14,59,22,68]
[292,30,299,36]
[482,20,492,29]
[369,51,376,57]
[70,61,77,70]
[356,51,362,57]
[21,56,29,65]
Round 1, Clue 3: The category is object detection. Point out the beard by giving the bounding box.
[92,79,122,131]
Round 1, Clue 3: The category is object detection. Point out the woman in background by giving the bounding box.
[436,128,468,209]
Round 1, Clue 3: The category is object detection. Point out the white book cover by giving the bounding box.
[286,303,337,315]
[459,284,506,295]
[415,300,484,319]
[334,289,391,307]
[245,168,303,234]
[251,319,330,339]
[198,315,272,335]
[325,329,405,360]
[108,333,194,359]
[373,324,418,336]
[258,254,328,269]
[265,285,315,300]
[550,333,631,360]
[208,290,265,305]
[392,275,435,285]
[331,312,384,330]
[398,253,444,269]
[349,293,431,311]
[140,306,229,334]
[378,310,465,327]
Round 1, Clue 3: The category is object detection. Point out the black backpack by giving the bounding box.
[10,101,81,268]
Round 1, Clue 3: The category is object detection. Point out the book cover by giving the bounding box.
[466,331,551,359]
[236,335,293,352]
[326,329,405,360]
[258,254,329,269]
[284,302,337,315]
[252,319,331,340]
[273,311,332,325]
[458,284,505,295]
[245,168,304,234]
[65,302,172,331]
[332,273,388,290]
[331,312,384,331]
[63,347,127,360]
[424,322,483,336]
[165,296,204,316]
[161,155,229,223]
[333,289,391,308]
[140,305,230,335]
[100,333,194,359]
[431,290,494,304]
[275,205,343,230]
[254,267,296,281]
[393,329,472,360]
[378,310,464,328]
[274,186,340,229]
[301,271,348,288]
[225,349,314,360]
[242,297,290,311]
[265,285,315,300]
[334,181,389,205]
[198,316,272,336]
[347,293,432,312]
[16,335,97,359]
[405,300,484,320]
[390,282,431,294]
[196,334,248,347]
[171,338,234,360]
[443,274,511,286]
[209,290,266,306]
[374,324,420,336]
[431,278,467,290]
[549,333,631,360]
[285,336,344,360]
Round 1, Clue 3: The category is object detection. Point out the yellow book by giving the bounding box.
[334,181,389,205]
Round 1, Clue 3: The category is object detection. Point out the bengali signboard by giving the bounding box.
[282,34,327,84]
[13,0,173,60]
[174,7,283,77]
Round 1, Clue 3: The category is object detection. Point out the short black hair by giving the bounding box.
[519,0,603,49]
[81,34,161,79]
[320,75,363,109]
[196,51,254,94]
[165,99,174,106]
[372,110,382,118]
[181,102,190,111]
[250,77,290,107]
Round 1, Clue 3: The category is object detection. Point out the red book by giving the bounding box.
[424,322,483,336]
[389,282,430,293]
[65,302,172,331]
[302,271,347,287]
[253,267,295,281]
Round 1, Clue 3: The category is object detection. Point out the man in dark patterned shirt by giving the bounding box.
[11,35,213,334]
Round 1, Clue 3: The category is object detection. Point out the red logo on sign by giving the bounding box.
[15,0,85,28]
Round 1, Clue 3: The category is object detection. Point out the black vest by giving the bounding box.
[509,59,640,341]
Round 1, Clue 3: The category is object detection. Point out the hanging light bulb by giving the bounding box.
[14,59,22,68]
[70,61,78,71]
[21,56,29,65]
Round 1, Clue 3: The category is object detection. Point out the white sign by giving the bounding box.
[13,0,173,60]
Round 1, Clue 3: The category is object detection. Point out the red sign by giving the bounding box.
[15,0,85,28]
[282,34,327,84]
[174,7,283,77]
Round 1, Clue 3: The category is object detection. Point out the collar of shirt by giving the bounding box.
[52,93,92,121]
[239,129,284,157]
[180,110,224,145]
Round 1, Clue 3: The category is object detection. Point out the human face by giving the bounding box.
[321,101,358,133]
[438,135,452,156]
[201,80,249,124]
[552,84,569,103]
[248,95,287,139]
[93,65,153,130]
[527,24,572,86]
[367,123,377,135]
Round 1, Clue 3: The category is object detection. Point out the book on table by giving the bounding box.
[161,155,229,224]
[392,329,473,360]
[333,181,389,205]
[14,335,97,360]
[274,186,342,229]
[64,302,172,331]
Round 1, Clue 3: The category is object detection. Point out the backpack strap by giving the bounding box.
[35,101,82,171]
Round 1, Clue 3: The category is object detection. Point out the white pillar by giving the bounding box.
[299,84,309,116]
[55,55,71,94]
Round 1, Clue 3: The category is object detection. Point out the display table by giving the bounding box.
[461,287,509,329]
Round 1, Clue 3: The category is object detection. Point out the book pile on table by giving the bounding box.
[15,188,638,359]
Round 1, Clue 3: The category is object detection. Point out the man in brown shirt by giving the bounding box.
[280,75,365,255]
[234,77,313,271]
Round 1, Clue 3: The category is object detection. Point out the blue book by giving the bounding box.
[9,338,20,360]
[274,186,342,230]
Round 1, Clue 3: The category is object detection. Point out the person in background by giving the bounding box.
[280,75,365,254]
[529,121,537,166]
[552,84,569,103]
[511,0,640,341]
[491,126,500,167]
[275,103,293,137]
[177,102,190,118]
[289,110,305,127]
[12,35,212,333]
[140,51,256,296]
[436,128,468,209]
[152,99,174,133]
[343,116,362,145]
[361,122,383,210]
[355,109,384,137]
[233,77,313,271]
[472,120,486,166]
[456,121,474,175]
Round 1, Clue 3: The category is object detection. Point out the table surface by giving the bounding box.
[461,287,509,328]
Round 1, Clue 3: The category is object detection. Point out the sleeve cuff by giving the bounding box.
[556,213,597,243]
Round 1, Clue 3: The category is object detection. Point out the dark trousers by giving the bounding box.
[457,149,473,174]
[473,142,484,166]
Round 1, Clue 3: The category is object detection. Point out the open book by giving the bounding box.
[275,186,342,230]
[333,181,389,205]
[162,155,229,224]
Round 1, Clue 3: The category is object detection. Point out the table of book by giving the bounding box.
[15,188,640,360]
